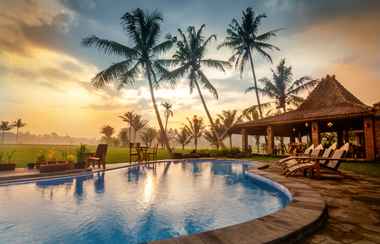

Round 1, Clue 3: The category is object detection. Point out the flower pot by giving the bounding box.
[27,163,35,169]
[0,163,16,171]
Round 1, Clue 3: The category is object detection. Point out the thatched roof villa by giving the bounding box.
[230,75,380,161]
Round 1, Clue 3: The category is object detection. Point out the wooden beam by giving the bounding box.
[241,129,248,152]
[364,117,375,161]
[311,122,320,146]
[266,126,274,155]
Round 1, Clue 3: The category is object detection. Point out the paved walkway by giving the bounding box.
[261,163,380,244]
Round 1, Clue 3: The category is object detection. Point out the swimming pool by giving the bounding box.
[0,160,291,244]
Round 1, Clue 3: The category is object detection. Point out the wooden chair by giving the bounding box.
[129,143,141,163]
[87,144,108,169]
[284,149,346,178]
[145,144,158,161]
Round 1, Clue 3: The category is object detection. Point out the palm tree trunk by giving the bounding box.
[229,134,232,149]
[147,66,172,154]
[195,137,197,152]
[16,127,19,144]
[182,144,185,150]
[193,80,226,149]
[129,126,132,143]
[164,115,169,133]
[247,50,263,119]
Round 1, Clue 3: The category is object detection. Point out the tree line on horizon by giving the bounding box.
[80,7,318,153]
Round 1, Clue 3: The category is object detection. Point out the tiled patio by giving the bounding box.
[260,162,380,244]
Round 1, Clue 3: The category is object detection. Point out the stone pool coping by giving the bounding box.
[0,159,327,243]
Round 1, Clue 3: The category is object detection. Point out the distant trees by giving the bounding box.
[118,128,129,147]
[13,119,26,144]
[161,102,173,133]
[185,116,205,151]
[119,112,136,143]
[217,110,243,149]
[131,115,148,142]
[100,125,115,144]
[174,127,192,150]
[140,127,157,147]
[0,121,13,144]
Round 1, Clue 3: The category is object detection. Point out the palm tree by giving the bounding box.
[162,24,230,148]
[217,110,243,149]
[247,59,318,113]
[131,115,148,142]
[161,102,173,133]
[219,7,281,118]
[118,128,129,147]
[140,127,157,147]
[203,119,225,150]
[185,115,205,152]
[13,119,26,144]
[174,127,192,150]
[0,121,13,144]
[100,125,114,144]
[119,111,136,142]
[82,8,175,153]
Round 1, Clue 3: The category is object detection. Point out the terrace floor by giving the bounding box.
[260,162,380,244]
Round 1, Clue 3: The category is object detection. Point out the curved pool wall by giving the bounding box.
[0,159,292,244]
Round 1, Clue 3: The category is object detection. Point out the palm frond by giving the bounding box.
[200,59,231,72]
[91,60,133,88]
[198,70,218,99]
[82,35,138,58]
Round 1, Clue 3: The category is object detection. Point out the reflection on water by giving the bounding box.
[0,160,290,244]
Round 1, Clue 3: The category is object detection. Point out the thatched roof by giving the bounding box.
[232,75,373,132]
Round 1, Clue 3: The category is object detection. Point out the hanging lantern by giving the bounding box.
[327,122,333,128]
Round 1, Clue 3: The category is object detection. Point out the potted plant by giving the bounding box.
[75,144,88,169]
[0,151,16,171]
[27,162,35,169]
[35,151,46,169]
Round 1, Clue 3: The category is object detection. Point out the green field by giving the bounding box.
[1,144,379,177]
[0,144,174,168]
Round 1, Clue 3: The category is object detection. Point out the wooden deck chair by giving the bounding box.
[281,148,322,171]
[87,144,108,169]
[278,144,316,165]
[285,149,345,178]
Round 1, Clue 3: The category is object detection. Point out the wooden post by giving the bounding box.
[364,117,375,161]
[311,122,320,146]
[266,126,274,155]
[241,129,248,152]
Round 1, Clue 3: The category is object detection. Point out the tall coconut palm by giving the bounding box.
[247,59,318,113]
[161,102,173,133]
[161,25,230,148]
[13,119,26,144]
[119,111,136,142]
[218,7,281,118]
[217,110,243,149]
[82,8,175,153]
[185,115,205,152]
[0,121,13,144]
[174,126,192,150]
[131,115,148,142]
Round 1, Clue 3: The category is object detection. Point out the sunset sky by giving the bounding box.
[1,0,379,138]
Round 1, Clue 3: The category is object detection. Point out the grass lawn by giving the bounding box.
[1,144,380,177]
[0,144,175,168]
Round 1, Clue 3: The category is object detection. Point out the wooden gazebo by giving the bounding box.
[230,75,380,161]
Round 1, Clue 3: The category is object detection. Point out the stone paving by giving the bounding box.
[261,163,380,244]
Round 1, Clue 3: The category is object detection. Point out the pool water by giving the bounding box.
[0,160,290,244]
